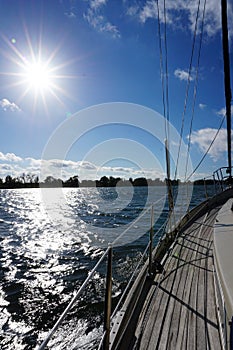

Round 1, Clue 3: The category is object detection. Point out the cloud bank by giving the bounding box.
[0,152,165,181]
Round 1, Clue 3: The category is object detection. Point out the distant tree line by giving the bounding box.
[0,173,215,189]
[0,174,40,189]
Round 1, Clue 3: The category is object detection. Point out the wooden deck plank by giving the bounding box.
[157,217,211,349]
[174,216,208,350]
[138,209,222,350]
[184,249,199,350]
[138,245,181,349]
[139,242,182,348]
[196,209,219,350]
[139,220,207,349]
[162,233,197,349]
[196,226,208,349]
[112,206,224,350]
[205,219,222,349]
[184,215,212,350]
[149,236,193,349]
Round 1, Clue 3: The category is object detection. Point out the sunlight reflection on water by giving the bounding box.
[1,187,161,349]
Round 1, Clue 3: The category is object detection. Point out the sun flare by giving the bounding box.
[0,29,72,112]
[24,61,52,91]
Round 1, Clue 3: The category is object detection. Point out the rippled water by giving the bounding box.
[0,185,211,349]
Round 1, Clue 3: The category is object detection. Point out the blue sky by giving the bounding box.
[0,0,232,181]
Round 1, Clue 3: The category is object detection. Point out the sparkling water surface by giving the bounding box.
[0,185,212,349]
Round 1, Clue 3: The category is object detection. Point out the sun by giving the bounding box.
[24,60,52,91]
[16,55,64,112]
[0,29,72,112]
[19,55,62,104]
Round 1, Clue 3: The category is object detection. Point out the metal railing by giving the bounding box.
[201,166,233,199]
[213,167,232,192]
[37,196,167,350]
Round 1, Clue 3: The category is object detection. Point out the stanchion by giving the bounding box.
[103,246,113,350]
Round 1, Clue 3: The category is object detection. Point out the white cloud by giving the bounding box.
[126,4,140,17]
[84,1,121,38]
[139,1,158,23]
[78,161,97,170]
[217,107,226,117]
[0,98,21,112]
[217,105,233,117]
[0,164,13,171]
[199,103,206,110]
[37,158,98,180]
[174,68,194,82]
[0,152,22,162]
[129,0,233,37]
[190,128,229,161]
[64,11,76,18]
[25,157,42,166]
[90,0,107,10]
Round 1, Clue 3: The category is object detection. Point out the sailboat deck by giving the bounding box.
[116,207,223,349]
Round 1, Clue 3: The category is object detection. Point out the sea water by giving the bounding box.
[0,185,213,349]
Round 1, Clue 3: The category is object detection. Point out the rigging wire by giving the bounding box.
[156,0,168,141]
[174,0,201,180]
[156,0,175,225]
[186,115,225,182]
[163,0,170,132]
[184,0,207,181]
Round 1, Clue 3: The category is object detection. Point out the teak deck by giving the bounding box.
[115,207,223,349]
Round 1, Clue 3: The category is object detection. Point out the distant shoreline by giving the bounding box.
[0,174,215,189]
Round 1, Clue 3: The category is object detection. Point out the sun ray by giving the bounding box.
[23,21,37,63]
[47,88,65,107]
[41,90,49,116]
[1,33,26,66]
[17,86,32,104]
